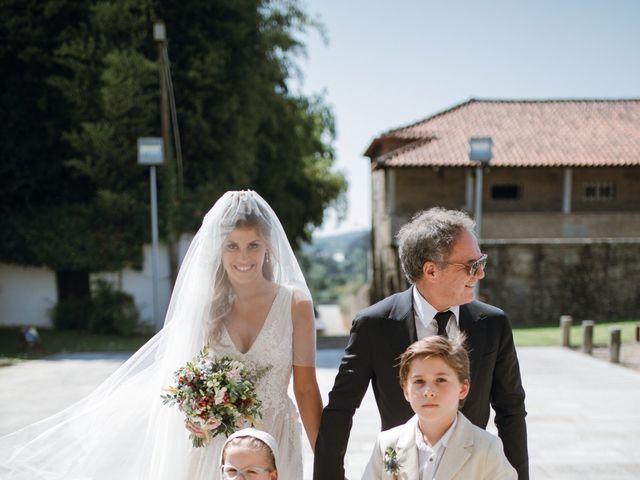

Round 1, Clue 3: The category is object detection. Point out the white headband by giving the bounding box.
[221,428,279,471]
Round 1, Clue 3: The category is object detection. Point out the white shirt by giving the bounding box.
[412,286,460,339]
[416,414,458,480]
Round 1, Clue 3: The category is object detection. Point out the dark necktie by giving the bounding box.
[434,311,452,338]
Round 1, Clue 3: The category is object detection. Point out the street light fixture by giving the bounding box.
[138,137,164,330]
[153,20,166,42]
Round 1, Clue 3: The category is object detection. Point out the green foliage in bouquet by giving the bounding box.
[161,347,268,448]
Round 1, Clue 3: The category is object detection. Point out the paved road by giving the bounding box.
[1,347,639,479]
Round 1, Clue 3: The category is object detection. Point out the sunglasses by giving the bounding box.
[220,464,273,479]
[443,253,488,276]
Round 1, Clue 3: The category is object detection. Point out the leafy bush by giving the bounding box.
[87,280,139,336]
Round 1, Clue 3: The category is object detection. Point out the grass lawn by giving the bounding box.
[0,327,152,362]
[513,319,639,347]
[1,320,638,364]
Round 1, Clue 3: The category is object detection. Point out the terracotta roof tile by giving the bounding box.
[367,99,640,168]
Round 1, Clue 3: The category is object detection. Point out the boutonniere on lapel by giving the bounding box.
[383,446,401,478]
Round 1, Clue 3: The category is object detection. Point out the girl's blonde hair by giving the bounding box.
[221,435,276,471]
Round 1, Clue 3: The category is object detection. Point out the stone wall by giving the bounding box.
[394,167,468,214]
[370,239,640,327]
[480,240,640,326]
[390,166,640,214]
[480,212,640,238]
[370,165,640,323]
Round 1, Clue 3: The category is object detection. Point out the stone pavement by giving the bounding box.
[1,347,639,479]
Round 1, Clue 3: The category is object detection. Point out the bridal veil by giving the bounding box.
[0,190,312,479]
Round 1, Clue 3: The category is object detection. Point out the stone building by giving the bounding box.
[365,98,640,325]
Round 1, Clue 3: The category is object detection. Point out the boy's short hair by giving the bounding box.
[399,334,470,406]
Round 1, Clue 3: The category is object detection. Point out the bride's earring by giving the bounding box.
[265,252,271,264]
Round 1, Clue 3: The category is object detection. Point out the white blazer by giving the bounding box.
[362,412,517,480]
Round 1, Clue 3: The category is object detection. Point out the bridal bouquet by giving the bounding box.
[161,347,266,447]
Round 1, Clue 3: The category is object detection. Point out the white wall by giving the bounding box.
[93,243,172,330]
[0,264,57,327]
[0,234,194,330]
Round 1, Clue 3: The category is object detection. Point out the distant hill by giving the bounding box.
[303,229,370,255]
[298,229,370,305]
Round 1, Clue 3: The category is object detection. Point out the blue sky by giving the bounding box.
[292,0,640,236]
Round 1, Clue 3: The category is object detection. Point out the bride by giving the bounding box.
[0,190,322,480]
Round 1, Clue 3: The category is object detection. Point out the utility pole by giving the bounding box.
[154,21,171,173]
[153,20,179,287]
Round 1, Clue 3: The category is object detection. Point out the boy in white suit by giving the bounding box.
[362,335,516,480]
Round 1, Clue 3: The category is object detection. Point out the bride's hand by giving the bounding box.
[184,419,205,437]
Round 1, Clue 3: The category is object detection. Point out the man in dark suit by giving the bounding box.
[313,208,528,479]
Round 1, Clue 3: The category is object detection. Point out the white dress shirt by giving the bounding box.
[412,286,460,339]
[416,414,458,480]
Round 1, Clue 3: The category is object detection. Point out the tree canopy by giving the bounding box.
[0,0,347,285]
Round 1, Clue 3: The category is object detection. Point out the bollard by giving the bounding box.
[560,315,572,347]
[582,320,594,354]
[609,328,621,364]
[636,324,640,343]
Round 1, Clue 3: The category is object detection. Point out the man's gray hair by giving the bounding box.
[396,207,476,283]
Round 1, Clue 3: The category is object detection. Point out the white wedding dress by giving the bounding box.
[0,191,313,480]
[188,285,303,480]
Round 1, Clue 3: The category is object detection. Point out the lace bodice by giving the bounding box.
[184,285,303,480]
[217,285,295,417]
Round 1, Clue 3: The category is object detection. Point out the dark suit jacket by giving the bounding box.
[313,286,529,479]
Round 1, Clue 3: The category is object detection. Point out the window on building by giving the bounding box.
[583,182,615,201]
[491,184,520,200]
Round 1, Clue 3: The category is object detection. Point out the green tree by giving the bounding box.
[1,0,346,326]
[1,0,160,321]
[156,0,346,244]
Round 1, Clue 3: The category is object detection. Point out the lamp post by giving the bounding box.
[138,137,164,330]
[468,137,493,239]
[153,20,181,287]
[469,137,492,299]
